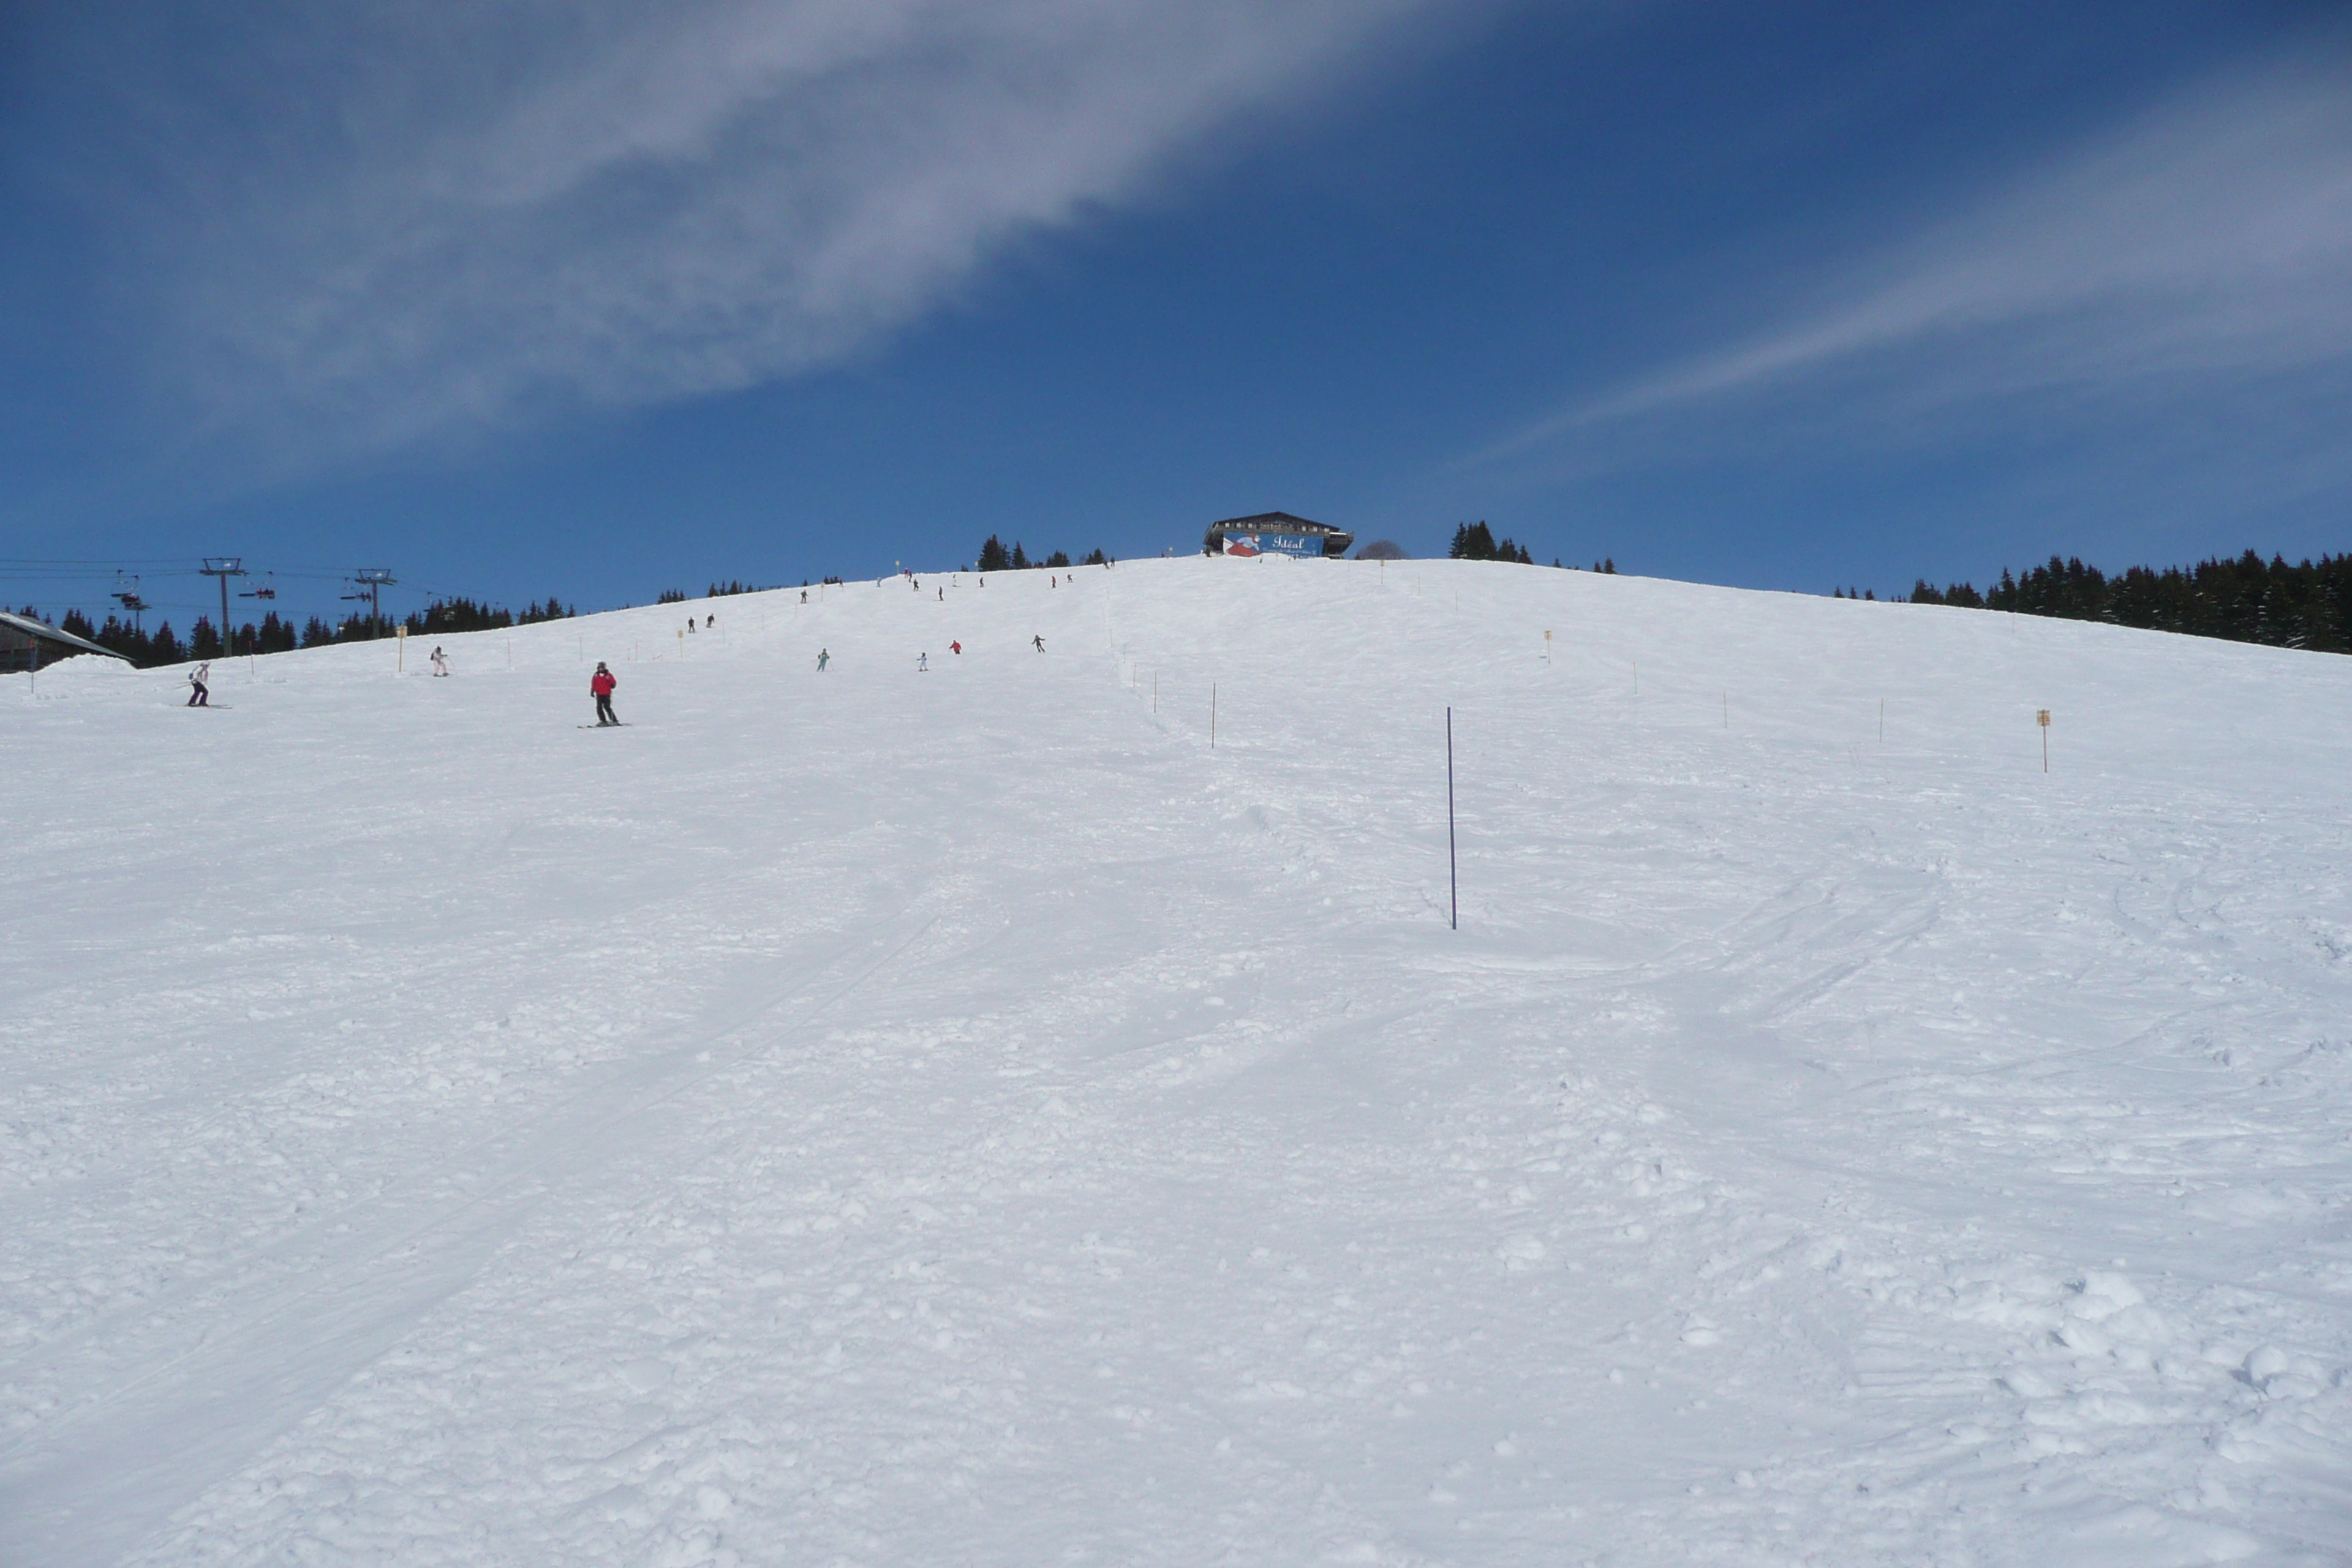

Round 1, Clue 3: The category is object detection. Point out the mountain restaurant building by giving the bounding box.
[1202,512,1354,559]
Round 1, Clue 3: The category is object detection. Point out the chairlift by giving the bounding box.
[240,573,278,601]
[110,573,148,628]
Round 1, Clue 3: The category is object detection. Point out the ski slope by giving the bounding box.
[4,555,2350,1566]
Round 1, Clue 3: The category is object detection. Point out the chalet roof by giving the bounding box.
[0,609,133,663]
[1207,511,1343,535]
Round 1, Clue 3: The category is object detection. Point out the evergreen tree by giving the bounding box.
[1449,521,1498,560]
[1904,549,2350,652]
[978,535,1010,572]
[1044,550,1071,569]
[1082,548,1108,566]
[1010,542,1030,570]
[189,617,222,660]
[148,622,183,663]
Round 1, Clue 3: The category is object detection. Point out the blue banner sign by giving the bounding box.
[1223,532,1326,559]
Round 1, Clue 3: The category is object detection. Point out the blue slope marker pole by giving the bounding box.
[1447,706,1458,931]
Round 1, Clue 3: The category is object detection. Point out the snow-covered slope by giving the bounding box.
[4,557,2349,1566]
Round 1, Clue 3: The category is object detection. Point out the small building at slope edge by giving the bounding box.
[1202,512,1354,559]
[0,610,134,674]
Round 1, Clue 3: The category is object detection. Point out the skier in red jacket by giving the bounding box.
[590,663,619,726]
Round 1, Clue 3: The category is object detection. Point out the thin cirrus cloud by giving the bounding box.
[122,0,1447,468]
[1481,52,2352,473]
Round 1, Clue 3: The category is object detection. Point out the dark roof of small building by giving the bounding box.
[0,609,132,663]
[1207,511,1344,535]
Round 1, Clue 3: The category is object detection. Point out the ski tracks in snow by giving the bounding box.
[4,559,2350,1564]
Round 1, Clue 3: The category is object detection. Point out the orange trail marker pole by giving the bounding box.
[2038,709,2051,772]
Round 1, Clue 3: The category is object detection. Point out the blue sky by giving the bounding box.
[3,0,2346,627]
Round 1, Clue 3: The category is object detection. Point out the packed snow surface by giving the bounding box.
[4,557,2351,1566]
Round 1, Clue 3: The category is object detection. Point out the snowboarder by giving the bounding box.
[430,646,449,676]
[816,648,830,672]
[591,662,619,725]
[186,661,210,706]
[918,652,929,671]
[1032,634,1044,652]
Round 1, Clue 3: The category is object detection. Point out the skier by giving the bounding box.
[918,652,929,671]
[430,646,450,676]
[705,614,714,629]
[1032,634,1044,652]
[950,641,962,655]
[800,589,808,604]
[186,661,210,706]
[591,662,619,725]
[816,648,831,672]
[937,587,943,601]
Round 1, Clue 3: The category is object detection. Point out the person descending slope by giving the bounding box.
[918,652,929,671]
[430,646,449,676]
[1032,634,1044,652]
[186,661,210,706]
[816,648,830,672]
[950,641,962,655]
[590,662,619,725]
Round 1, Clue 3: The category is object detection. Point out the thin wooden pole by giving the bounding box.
[1447,706,1458,931]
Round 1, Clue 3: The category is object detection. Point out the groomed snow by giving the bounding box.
[4,556,2349,1566]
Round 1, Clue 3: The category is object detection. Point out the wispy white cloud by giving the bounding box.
[1482,52,2352,464]
[93,0,1452,465]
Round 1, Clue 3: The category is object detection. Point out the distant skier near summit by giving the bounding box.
[591,663,619,725]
